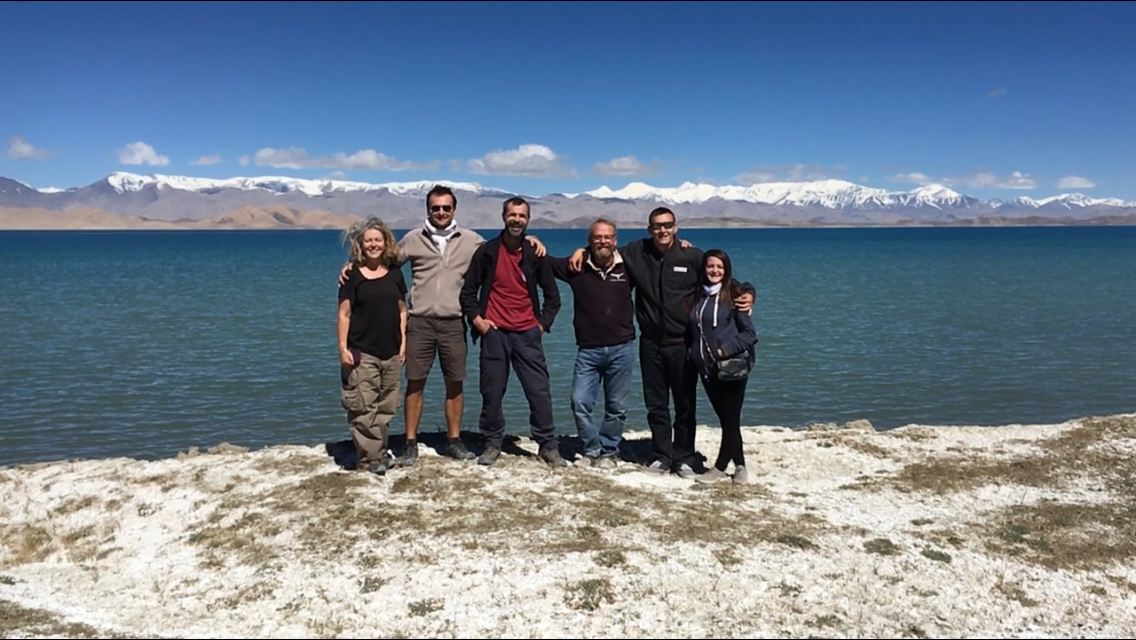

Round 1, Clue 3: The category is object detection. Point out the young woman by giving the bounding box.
[687,249,758,484]
[337,217,407,475]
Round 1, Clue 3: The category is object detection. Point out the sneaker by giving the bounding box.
[645,460,669,475]
[478,447,501,466]
[732,466,749,485]
[446,440,476,461]
[573,456,594,468]
[694,468,729,484]
[539,447,569,467]
[401,442,419,467]
[594,456,618,471]
[675,463,697,479]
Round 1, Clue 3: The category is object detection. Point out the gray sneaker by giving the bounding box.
[694,468,729,484]
[732,466,749,485]
[446,440,476,461]
[478,447,501,466]
[645,460,669,475]
[594,456,618,471]
[573,456,594,468]
[676,463,697,479]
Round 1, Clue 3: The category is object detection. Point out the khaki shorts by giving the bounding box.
[405,315,468,382]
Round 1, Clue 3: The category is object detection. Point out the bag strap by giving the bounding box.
[695,294,717,362]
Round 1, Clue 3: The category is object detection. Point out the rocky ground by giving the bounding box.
[2,414,1134,638]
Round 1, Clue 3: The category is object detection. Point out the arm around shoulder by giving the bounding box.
[537,256,561,332]
[459,248,484,324]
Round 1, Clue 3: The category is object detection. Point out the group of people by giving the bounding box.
[336,185,759,483]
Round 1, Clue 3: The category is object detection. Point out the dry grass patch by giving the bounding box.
[0,598,142,639]
[981,500,1136,570]
[835,435,894,459]
[881,416,1136,571]
[0,525,53,567]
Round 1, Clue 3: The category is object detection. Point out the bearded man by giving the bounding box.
[547,217,635,468]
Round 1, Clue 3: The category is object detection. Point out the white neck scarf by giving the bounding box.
[424,218,459,254]
[700,283,722,328]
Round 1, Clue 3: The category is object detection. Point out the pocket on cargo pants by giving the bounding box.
[340,365,367,414]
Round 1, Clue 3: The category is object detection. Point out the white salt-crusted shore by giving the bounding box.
[2,414,1134,639]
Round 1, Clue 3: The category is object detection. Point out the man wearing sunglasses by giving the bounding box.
[568,207,753,478]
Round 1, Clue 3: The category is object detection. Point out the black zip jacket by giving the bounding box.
[459,230,561,343]
[621,238,755,344]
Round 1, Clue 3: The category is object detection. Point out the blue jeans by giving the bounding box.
[570,340,635,458]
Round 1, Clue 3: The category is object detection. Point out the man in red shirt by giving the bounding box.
[459,196,565,467]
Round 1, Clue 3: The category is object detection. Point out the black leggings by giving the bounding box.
[702,377,748,470]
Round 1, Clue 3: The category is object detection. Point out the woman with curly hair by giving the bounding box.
[337,216,407,475]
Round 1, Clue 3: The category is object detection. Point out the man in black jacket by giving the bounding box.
[548,217,636,470]
[569,207,753,477]
[460,196,566,467]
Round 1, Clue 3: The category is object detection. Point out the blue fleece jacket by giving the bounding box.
[687,289,758,380]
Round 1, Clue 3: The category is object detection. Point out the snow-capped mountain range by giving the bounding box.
[1,171,1133,228]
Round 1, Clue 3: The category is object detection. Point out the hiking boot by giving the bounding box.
[645,460,669,475]
[366,458,395,476]
[593,456,618,471]
[694,467,729,484]
[445,439,476,461]
[478,447,501,466]
[401,442,419,467]
[675,463,697,479]
[732,466,749,485]
[539,447,569,467]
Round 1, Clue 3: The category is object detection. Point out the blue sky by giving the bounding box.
[2,1,1134,199]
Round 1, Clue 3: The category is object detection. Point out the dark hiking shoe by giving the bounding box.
[446,439,476,461]
[478,447,501,466]
[401,442,419,467]
[366,458,396,476]
[539,447,568,467]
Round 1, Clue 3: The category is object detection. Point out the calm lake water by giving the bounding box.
[1,226,1133,466]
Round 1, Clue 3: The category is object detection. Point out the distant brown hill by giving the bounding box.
[2,205,1135,231]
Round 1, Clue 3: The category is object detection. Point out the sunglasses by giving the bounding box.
[649,221,676,230]
[430,205,454,213]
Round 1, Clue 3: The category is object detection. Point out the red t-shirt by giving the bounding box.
[484,245,540,331]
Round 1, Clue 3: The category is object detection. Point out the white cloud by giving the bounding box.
[7,136,51,160]
[891,172,936,185]
[117,142,170,166]
[238,155,250,166]
[890,170,1037,190]
[190,154,223,166]
[463,144,577,179]
[988,88,1007,98]
[593,155,659,178]
[1055,175,1096,189]
[733,163,845,184]
[247,147,435,172]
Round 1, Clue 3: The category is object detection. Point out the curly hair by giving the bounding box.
[341,216,399,266]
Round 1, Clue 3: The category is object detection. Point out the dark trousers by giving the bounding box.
[478,327,558,451]
[702,377,748,470]
[639,338,699,470]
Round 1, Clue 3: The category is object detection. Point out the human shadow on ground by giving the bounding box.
[324,429,689,470]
